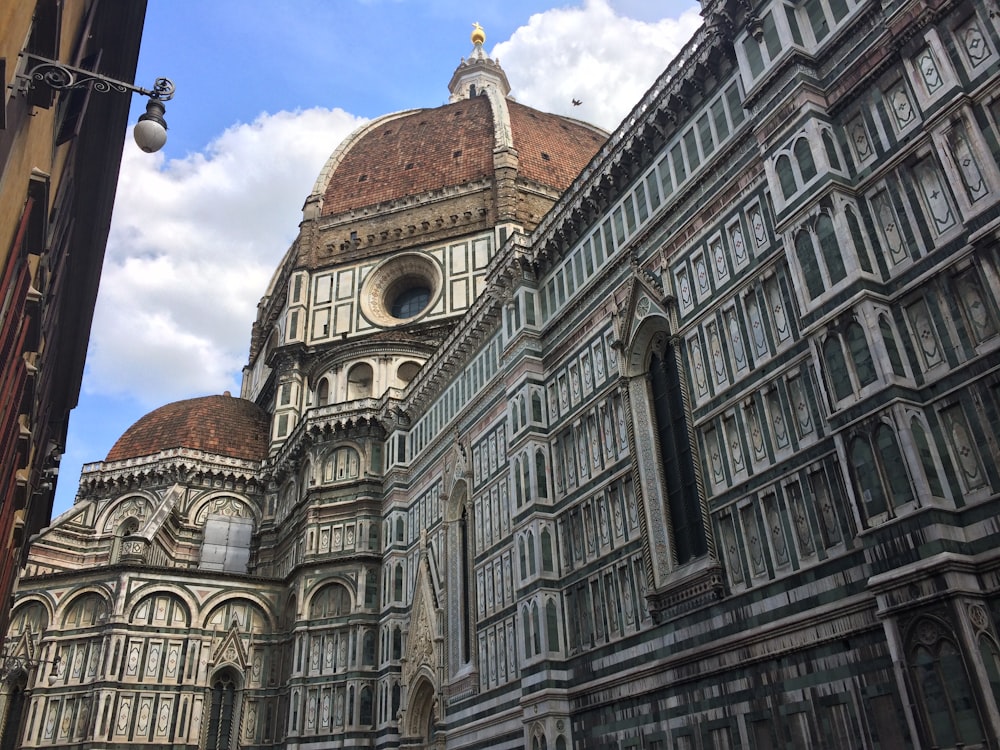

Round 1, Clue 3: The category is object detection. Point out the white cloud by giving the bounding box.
[87,107,367,406]
[494,0,703,131]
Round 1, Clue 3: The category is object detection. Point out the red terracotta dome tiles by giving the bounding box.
[507,100,606,192]
[105,394,270,463]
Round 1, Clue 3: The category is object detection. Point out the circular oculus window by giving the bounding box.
[359,253,442,328]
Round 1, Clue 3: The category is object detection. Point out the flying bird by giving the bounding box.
[572,99,582,106]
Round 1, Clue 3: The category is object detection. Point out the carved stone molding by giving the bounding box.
[647,560,725,623]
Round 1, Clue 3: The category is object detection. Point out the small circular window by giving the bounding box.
[391,286,431,319]
[360,253,442,328]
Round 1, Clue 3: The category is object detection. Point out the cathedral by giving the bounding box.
[5,0,1000,747]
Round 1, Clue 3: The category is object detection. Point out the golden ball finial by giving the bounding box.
[471,21,486,46]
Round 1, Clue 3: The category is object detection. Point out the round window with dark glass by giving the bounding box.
[391,286,431,319]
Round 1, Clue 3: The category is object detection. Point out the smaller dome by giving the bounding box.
[106,394,270,463]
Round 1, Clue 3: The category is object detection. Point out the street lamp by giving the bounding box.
[0,644,61,686]
[15,53,175,153]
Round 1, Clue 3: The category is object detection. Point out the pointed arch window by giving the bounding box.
[880,315,907,377]
[908,621,985,747]
[541,528,554,573]
[846,322,876,386]
[205,669,240,750]
[875,424,914,505]
[849,421,914,523]
[911,418,945,498]
[535,449,548,498]
[360,686,374,726]
[393,563,404,602]
[817,214,846,285]
[392,627,402,660]
[459,505,472,664]
[822,130,841,170]
[513,457,524,507]
[531,601,541,655]
[362,630,376,666]
[526,530,537,576]
[796,230,824,299]
[845,206,873,273]
[545,599,560,653]
[649,345,706,565]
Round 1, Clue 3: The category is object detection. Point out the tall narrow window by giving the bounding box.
[850,436,887,518]
[205,670,239,750]
[460,507,472,664]
[817,214,847,285]
[875,424,913,506]
[909,624,985,747]
[545,599,560,653]
[393,563,404,602]
[880,315,906,377]
[776,154,797,199]
[911,418,945,497]
[796,231,824,299]
[795,138,817,181]
[823,337,853,401]
[535,450,548,498]
[846,322,877,386]
[649,346,706,564]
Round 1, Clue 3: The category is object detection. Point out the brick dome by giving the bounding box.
[317,96,606,218]
[106,394,270,463]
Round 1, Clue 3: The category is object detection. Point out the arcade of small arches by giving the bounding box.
[312,357,425,407]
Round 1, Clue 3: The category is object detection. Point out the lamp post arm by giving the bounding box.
[16,53,175,101]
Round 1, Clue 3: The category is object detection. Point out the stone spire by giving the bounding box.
[448,22,512,102]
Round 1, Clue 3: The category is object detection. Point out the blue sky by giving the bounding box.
[53,0,702,517]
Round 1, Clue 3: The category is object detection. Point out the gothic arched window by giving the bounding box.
[822,130,840,170]
[817,214,846,286]
[649,346,706,565]
[392,627,402,660]
[846,322,876,387]
[393,563,404,602]
[874,424,913,505]
[362,630,376,666]
[359,686,374,726]
[459,504,473,664]
[796,230,824,299]
[535,449,548,498]
[205,669,240,750]
[545,599,559,653]
[823,336,852,401]
[911,417,945,497]
[879,315,906,377]
[908,620,985,747]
